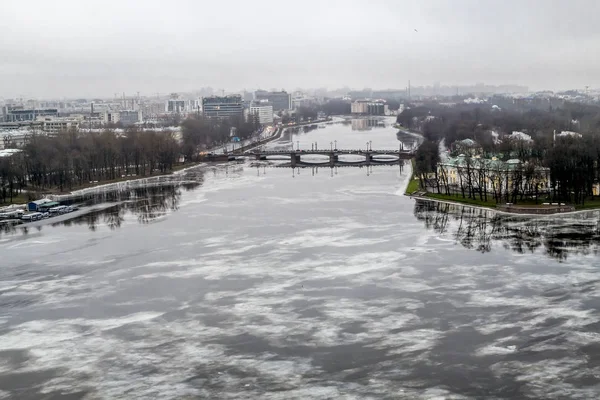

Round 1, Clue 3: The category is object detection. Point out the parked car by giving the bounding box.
[22,212,43,222]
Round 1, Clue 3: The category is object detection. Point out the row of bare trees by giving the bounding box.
[409,102,600,205]
[0,115,260,203]
[434,155,548,204]
[0,128,181,200]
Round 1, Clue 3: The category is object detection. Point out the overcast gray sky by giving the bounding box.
[1,0,599,98]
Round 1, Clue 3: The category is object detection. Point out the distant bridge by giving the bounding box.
[205,149,416,166]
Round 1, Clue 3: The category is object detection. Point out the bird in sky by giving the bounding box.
[414,29,418,32]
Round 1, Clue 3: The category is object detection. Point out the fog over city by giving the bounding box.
[1,0,599,98]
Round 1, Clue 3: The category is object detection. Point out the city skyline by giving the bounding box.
[0,83,540,103]
[2,0,600,98]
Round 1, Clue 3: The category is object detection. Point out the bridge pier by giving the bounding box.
[290,153,301,167]
[329,153,338,163]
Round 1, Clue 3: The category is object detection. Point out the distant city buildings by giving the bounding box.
[36,116,82,134]
[0,121,42,131]
[2,106,58,123]
[165,98,187,114]
[102,110,142,126]
[351,100,388,116]
[140,102,165,120]
[246,102,274,125]
[201,95,244,119]
[254,90,291,111]
[118,110,143,126]
[291,92,318,109]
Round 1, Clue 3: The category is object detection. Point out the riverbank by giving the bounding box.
[0,161,208,209]
[404,159,420,195]
[56,161,205,195]
[407,191,600,217]
[401,130,593,215]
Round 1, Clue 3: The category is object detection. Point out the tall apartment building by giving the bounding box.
[246,103,274,125]
[201,95,244,119]
[254,90,291,111]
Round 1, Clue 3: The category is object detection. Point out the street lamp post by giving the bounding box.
[297,141,299,151]
[334,140,337,150]
[369,141,372,151]
[315,141,317,150]
[330,141,333,151]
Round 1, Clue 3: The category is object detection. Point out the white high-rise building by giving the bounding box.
[247,104,274,125]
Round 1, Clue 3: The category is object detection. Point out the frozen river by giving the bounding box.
[1,117,600,399]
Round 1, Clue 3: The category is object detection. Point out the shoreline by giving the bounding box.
[0,162,208,209]
[47,162,208,202]
[400,134,600,218]
[407,193,600,217]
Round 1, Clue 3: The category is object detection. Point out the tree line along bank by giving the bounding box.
[404,100,600,207]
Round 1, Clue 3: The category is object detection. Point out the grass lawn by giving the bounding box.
[405,177,420,195]
[404,159,421,195]
[574,198,600,210]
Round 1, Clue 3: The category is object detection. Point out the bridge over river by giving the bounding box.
[207,149,415,166]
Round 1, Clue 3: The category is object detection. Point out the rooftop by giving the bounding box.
[440,155,548,171]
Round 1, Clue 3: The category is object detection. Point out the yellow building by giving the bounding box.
[437,155,550,194]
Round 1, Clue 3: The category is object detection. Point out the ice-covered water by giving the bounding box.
[1,118,600,399]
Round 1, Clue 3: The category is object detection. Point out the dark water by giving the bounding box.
[1,117,600,399]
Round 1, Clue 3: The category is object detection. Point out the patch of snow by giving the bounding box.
[558,131,582,138]
[509,131,533,142]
